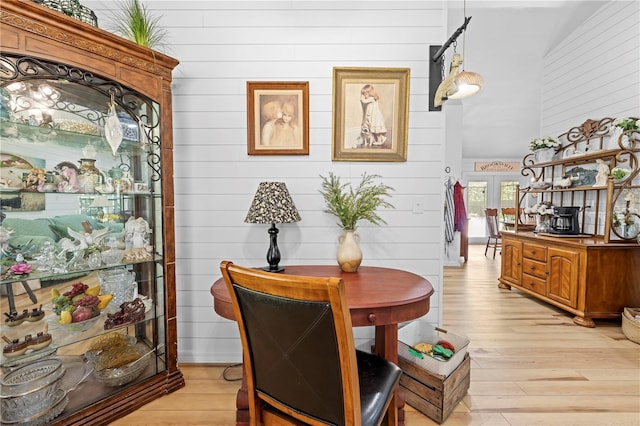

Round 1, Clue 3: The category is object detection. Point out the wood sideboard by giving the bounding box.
[498,231,640,327]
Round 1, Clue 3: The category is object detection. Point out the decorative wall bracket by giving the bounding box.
[429,17,472,111]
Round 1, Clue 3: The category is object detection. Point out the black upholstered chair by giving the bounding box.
[219,261,402,426]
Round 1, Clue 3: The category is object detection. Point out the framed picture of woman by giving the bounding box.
[332,67,410,162]
[246,81,309,155]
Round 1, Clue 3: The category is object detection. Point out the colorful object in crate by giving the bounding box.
[398,324,470,377]
[411,340,454,361]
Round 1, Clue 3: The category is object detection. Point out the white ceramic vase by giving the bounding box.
[607,126,630,150]
[534,148,555,163]
[337,230,362,273]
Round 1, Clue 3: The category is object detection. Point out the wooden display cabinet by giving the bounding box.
[0,1,184,424]
[499,118,640,327]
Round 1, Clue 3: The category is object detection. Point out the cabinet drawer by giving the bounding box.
[523,243,546,261]
[521,273,546,295]
[522,258,547,279]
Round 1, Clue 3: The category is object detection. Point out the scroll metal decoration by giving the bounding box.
[0,54,163,182]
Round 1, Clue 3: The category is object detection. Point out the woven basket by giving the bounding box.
[621,307,640,345]
[31,0,98,27]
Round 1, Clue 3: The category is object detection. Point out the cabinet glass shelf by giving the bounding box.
[0,256,163,286]
[0,120,145,153]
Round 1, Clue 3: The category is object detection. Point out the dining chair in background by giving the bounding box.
[500,207,518,230]
[219,261,402,426]
[485,208,501,258]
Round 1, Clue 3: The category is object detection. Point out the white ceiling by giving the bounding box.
[443,0,608,159]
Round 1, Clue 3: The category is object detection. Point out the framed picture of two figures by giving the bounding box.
[246,67,410,162]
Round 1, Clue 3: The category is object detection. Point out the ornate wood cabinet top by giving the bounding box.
[1,0,178,99]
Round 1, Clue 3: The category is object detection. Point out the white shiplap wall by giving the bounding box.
[88,1,448,363]
[541,0,640,135]
[539,1,639,238]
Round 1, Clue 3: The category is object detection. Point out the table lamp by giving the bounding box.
[245,182,301,272]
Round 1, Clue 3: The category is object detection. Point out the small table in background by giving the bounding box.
[211,265,434,426]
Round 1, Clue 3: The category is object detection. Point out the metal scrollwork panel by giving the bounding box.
[0,54,162,181]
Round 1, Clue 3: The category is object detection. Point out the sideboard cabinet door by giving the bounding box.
[500,238,522,286]
[546,247,580,309]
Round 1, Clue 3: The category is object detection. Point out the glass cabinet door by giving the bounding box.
[1,53,166,421]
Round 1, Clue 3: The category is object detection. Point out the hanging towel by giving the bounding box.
[444,180,455,246]
[453,181,467,233]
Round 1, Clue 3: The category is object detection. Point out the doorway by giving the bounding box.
[464,173,525,244]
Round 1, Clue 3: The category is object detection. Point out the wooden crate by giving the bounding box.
[399,353,470,424]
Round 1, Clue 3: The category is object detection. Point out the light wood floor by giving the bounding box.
[112,245,640,425]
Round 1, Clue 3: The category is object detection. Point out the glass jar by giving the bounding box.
[535,215,551,233]
[78,158,103,193]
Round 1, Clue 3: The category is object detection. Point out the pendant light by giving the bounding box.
[448,0,483,99]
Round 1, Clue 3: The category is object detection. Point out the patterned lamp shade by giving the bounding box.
[245,182,301,224]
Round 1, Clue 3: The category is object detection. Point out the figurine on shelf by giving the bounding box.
[123,217,153,262]
[115,171,133,194]
[55,161,81,193]
[61,225,111,251]
[553,176,572,189]
[95,177,115,194]
[3,309,29,327]
[23,168,45,191]
[593,159,610,187]
[0,226,12,251]
[124,217,151,249]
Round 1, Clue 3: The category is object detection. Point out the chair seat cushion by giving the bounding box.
[356,350,402,426]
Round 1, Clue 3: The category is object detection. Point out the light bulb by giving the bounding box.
[448,71,483,99]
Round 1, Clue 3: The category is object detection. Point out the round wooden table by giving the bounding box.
[211,265,434,426]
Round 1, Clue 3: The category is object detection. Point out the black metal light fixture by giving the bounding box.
[245,182,301,272]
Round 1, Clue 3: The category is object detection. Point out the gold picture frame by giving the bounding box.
[247,81,309,155]
[332,67,410,162]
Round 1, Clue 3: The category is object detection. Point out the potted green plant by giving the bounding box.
[529,136,561,163]
[611,167,631,182]
[109,0,168,50]
[319,172,394,272]
[608,117,639,149]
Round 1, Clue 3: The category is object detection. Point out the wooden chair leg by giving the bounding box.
[485,239,490,256]
[493,239,497,259]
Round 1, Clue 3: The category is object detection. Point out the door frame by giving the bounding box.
[462,171,528,244]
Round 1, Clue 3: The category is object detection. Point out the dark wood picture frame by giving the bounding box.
[246,81,309,155]
[332,67,410,162]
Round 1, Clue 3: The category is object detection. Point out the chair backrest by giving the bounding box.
[485,208,500,237]
[502,207,530,225]
[501,207,517,222]
[220,261,361,426]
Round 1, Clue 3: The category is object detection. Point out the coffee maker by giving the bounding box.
[550,206,581,235]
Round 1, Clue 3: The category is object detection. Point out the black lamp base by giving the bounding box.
[264,223,284,273]
[261,265,285,273]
